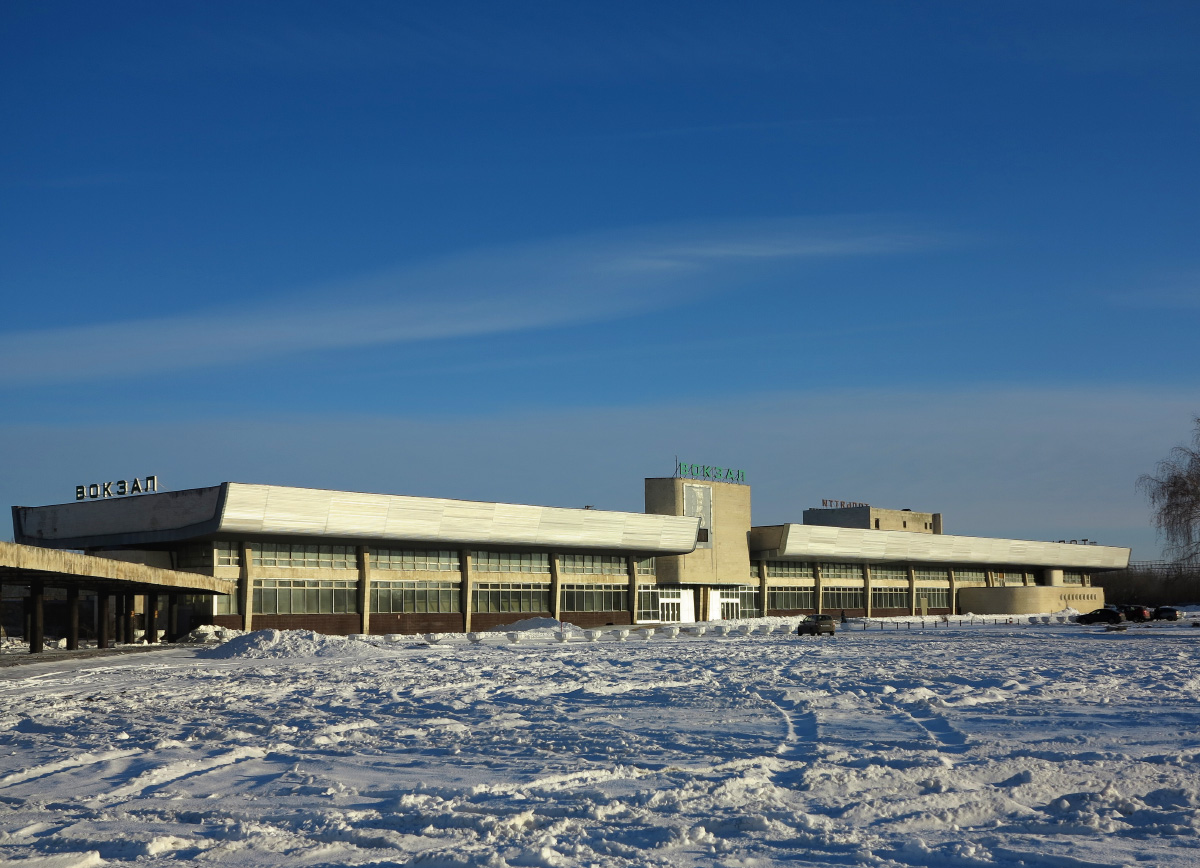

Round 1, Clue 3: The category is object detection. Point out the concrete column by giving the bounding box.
[98,594,111,649]
[985,570,996,588]
[814,564,824,614]
[239,542,254,632]
[757,560,768,617]
[29,580,44,654]
[1043,569,1064,587]
[948,569,958,615]
[357,546,371,635]
[122,594,135,644]
[907,565,918,616]
[460,549,473,633]
[167,593,180,642]
[626,556,639,623]
[66,587,80,651]
[549,553,562,621]
[863,564,873,618]
[144,593,157,643]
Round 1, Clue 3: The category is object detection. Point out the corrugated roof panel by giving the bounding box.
[768,525,1128,570]
[214,484,698,552]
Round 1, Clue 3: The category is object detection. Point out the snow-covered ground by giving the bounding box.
[2,617,1200,867]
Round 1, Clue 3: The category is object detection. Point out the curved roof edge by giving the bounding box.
[752,524,1130,570]
[218,484,701,553]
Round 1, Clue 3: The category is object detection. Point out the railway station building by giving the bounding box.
[3,468,1130,649]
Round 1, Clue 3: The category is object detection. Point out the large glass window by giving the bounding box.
[215,542,240,567]
[768,587,814,610]
[913,568,949,583]
[954,569,987,584]
[370,549,460,571]
[177,544,212,570]
[914,587,950,609]
[820,563,863,580]
[636,587,660,621]
[560,554,627,575]
[871,586,910,609]
[822,586,865,610]
[372,580,459,613]
[871,565,908,582]
[471,551,550,573]
[1063,571,1084,585]
[215,593,239,615]
[738,586,760,617]
[636,558,657,575]
[560,584,629,612]
[253,578,355,614]
[768,561,814,578]
[471,582,550,613]
[252,544,356,570]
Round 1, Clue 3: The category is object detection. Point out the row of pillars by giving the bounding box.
[6,580,187,654]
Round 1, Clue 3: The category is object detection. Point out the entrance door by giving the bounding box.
[720,599,741,620]
[660,600,681,622]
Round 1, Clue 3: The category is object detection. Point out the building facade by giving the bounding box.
[7,475,1130,638]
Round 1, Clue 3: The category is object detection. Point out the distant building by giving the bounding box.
[3,472,1129,646]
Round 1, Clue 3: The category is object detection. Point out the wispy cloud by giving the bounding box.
[0,217,941,386]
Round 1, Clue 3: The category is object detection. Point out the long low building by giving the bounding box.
[4,474,1130,643]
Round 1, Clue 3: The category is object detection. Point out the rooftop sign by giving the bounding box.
[820,499,869,508]
[76,476,159,501]
[675,460,746,485]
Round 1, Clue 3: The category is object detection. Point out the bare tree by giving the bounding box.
[1139,417,1200,565]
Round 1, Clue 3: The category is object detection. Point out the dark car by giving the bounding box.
[1153,606,1183,621]
[1077,607,1125,625]
[796,614,836,636]
[1117,604,1153,623]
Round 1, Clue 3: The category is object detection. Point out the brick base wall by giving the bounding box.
[470,612,553,632]
[369,613,464,635]
[560,611,633,628]
[251,614,362,635]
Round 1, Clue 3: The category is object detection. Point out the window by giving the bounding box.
[871,586,910,609]
[560,554,627,575]
[176,544,212,570]
[216,542,240,567]
[371,549,460,571]
[819,563,863,580]
[371,580,459,613]
[874,518,880,529]
[750,564,761,580]
[768,587,815,610]
[954,569,987,584]
[913,568,949,583]
[636,587,660,621]
[253,578,355,614]
[871,565,908,582]
[738,586,760,617]
[252,544,355,570]
[636,558,657,575]
[215,593,239,615]
[1063,572,1084,585]
[560,584,628,612]
[822,586,864,610]
[471,551,550,573]
[768,561,814,578]
[471,582,550,613]
[914,588,950,609]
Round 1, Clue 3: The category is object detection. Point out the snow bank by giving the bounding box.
[198,629,385,660]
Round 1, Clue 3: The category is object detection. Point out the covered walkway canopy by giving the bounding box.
[0,541,236,654]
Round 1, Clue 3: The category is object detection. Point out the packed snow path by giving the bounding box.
[2,624,1199,867]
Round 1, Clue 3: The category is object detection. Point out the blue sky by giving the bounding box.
[2,2,1198,557]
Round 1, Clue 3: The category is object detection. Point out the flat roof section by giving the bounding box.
[0,541,238,595]
[14,483,702,554]
[749,524,1130,571]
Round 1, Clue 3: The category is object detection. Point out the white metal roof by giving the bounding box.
[219,484,701,553]
[754,524,1129,570]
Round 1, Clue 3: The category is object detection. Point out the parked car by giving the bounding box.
[1117,604,1153,623]
[796,614,836,636]
[1077,607,1125,625]
[1153,606,1183,621]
